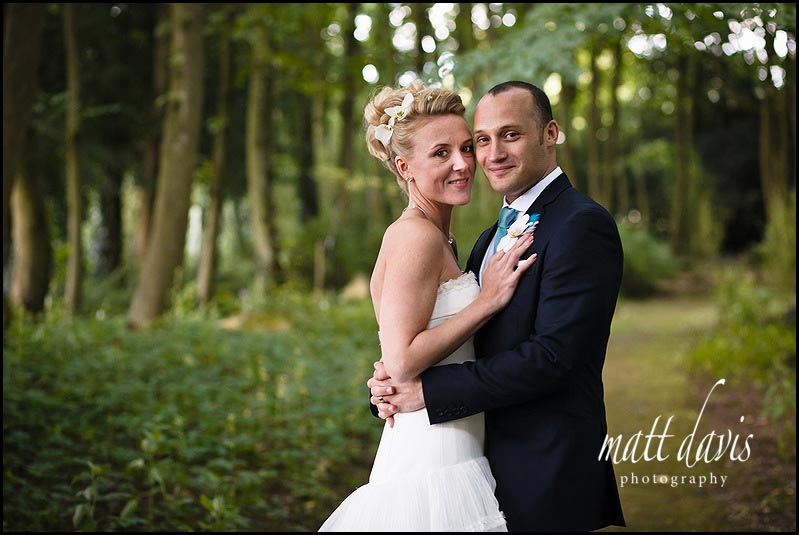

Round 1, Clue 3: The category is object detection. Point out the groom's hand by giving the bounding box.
[368,361,425,424]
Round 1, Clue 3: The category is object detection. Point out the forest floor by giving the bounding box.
[601,277,796,532]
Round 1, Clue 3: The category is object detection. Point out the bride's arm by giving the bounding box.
[379,220,534,383]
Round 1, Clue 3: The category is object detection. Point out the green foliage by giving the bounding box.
[688,268,796,457]
[3,292,382,532]
[617,220,680,297]
[753,190,796,294]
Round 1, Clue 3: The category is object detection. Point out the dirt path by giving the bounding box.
[600,294,795,531]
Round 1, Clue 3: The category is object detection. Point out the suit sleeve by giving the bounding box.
[422,207,623,423]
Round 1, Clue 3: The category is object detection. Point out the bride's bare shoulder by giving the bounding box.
[382,215,442,251]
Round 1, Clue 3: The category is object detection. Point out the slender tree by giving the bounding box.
[586,35,605,208]
[10,131,51,314]
[3,3,44,326]
[63,3,84,312]
[135,4,171,267]
[246,20,280,287]
[670,53,696,255]
[198,8,234,304]
[128,3,205,328]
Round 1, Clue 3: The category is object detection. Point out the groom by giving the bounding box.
[368,81,626,531]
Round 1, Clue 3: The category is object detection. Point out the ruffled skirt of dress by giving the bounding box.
[319,409,506,532]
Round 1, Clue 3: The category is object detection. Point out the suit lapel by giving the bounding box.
[469,172,574,281]
[525,172,571,218]
[468,225,496,283]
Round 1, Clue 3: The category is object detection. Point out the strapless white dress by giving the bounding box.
[319,272,507,532]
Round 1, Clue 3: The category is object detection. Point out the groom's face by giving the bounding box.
[473,88,553,203]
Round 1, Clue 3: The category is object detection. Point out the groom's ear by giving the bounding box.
[544,119,559,147]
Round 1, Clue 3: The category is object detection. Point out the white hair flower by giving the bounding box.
[375,92,414,148]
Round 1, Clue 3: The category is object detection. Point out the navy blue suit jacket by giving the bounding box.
[421,173,626,531]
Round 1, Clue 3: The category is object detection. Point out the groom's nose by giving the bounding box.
[482,140,507,162]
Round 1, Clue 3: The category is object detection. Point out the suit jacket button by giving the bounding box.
[444,409,452,417]
[436,409,444,416]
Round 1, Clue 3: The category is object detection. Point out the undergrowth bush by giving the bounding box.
[688,268,796,458]
[617,220,680,298]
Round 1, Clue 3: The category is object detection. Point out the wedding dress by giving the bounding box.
[319,272,507,532]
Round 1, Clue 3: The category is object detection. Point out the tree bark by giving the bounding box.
[246,24,279,286]
[670,54,694,255]
[3,3,44,326]
[135,4,171,266]
[586,37,604,208]
[607,36,627,217]
[63,3,84,312]
[128,3,205,329]
[297,92,319,221]
[98,167,123,278]
[197,11,233,304]
[413,3,432,77]
[10,131,51,314]
[558,80,579,191]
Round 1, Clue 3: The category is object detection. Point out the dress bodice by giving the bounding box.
[377,272,479,366]
[429,271,480,325]
[429,272,479,366]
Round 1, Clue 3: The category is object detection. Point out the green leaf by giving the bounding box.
[120,498,138,519]
[73,504,86,529]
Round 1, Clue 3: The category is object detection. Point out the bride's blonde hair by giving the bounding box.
[364,80,466,196]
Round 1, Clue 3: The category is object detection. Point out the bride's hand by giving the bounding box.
[479,233,536,312]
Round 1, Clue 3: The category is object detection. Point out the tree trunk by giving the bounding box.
[558,80,579,191]
[10,131,51,314]
[670,54,694,255]
[98,166,123,278]
[297,92,318,221]
[607,37,627,217]
[758,87,791,233]
[128,3,205,329]
[197,11,233,304]
[586,37,604,208]
[63,3,84,312]
[413,3,432,77]
[454,3,476,52]
[3,3,44,327]
[246,24,279,286]
[135,4,170,266]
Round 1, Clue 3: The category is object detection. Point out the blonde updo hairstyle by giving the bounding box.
[364,80,466,196]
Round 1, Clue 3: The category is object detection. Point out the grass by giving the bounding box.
[601,294,795,531]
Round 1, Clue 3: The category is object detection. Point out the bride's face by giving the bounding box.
[399,114,475,207]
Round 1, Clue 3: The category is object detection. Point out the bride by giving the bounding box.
[319,81,535,532]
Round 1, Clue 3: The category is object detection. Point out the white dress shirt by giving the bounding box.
[479,166,562,278]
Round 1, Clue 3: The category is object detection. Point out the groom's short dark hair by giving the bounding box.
[487,81,553,127]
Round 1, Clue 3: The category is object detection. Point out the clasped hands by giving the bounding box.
[367,361,424,428]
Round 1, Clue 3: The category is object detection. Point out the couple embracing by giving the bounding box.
[320,80,626,532]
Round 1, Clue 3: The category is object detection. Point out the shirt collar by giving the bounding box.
[503,166,562,213]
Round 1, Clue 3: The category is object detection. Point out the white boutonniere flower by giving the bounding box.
[375,92,414,147]
[497,212,540,253]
